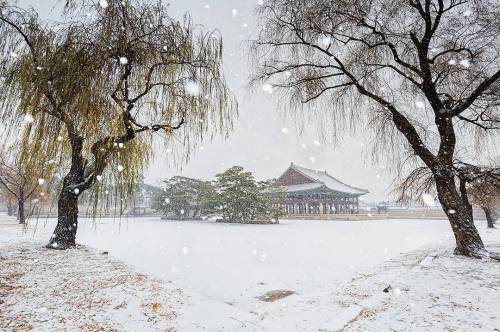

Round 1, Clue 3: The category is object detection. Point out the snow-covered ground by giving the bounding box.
[22,216,456,310]
[1,215,499,331]
[0,220,182,331]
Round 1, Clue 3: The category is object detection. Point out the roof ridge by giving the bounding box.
[292,163,368,194]
[290,164,322,183]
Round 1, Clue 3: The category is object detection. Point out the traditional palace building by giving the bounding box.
[276,163,369,215]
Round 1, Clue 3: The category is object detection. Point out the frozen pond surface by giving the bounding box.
[26,217,457,310]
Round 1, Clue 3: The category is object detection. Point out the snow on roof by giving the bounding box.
[285,163,369,196]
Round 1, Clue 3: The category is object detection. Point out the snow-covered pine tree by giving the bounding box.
[214,166,285,223]
[155,176,215,220]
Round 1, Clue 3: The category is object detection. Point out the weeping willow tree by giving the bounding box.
[0,0,237,249]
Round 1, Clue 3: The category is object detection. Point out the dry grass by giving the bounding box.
[256,289,295,302]
[0,241,181,331]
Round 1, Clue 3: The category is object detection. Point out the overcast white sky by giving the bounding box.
[18,0,394,202]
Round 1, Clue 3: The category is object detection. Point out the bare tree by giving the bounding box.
[463,164,500,228]
[0,0,237,249]
[0,190,17,216]
[0,151,40,224]
[250,0,500,258]
[469,184,498,229]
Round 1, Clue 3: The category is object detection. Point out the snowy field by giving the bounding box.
[2,215,499,331]
[23,217,456,309]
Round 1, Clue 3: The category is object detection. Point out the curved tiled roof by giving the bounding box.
[282,163,369,196]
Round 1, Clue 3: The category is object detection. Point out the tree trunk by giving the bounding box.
[482,206,496,229]
[18,199,25,224]
[47,182,79,249]
[7,202,13,216]
[47,164,84,249]
[47,133,87,250]
[434,174,486,257]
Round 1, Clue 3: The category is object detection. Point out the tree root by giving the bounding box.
[454,247,500,261]
[45,242,76,250]
[488,251,500,262]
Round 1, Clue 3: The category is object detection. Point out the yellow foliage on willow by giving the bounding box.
[0,0,237,247]
[0,0,237,209]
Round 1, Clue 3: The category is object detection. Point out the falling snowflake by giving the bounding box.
[164,198,170,204]
[57,136,63,141]
[99,0,109,9]
[309,156,316,163]
[231,9,238,17]
[459,59,471,68]
[117,165,124,172]
[182,246,189,255]
[184,80,200,96]
[415,101,425,109]
[281,127,289,134]
[313,140,321,147]
[119,56,128,65]
[448,59,457,65]
[24,114,34,123]
[262,84,273,94]
[96,175,103,182]
[74,188,80,194]
[321,36,332,47]
[422,193,435,207]
[37,178,45,185]
[118,142,124,149]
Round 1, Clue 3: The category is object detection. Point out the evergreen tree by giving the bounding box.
[259,179,288,221]
[155,176,214,220]
[214,166,285,223]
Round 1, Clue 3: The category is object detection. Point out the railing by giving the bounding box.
[284,213,388,221]
[284,208,487,220]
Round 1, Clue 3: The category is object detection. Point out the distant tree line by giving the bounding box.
[154,166,286,224]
